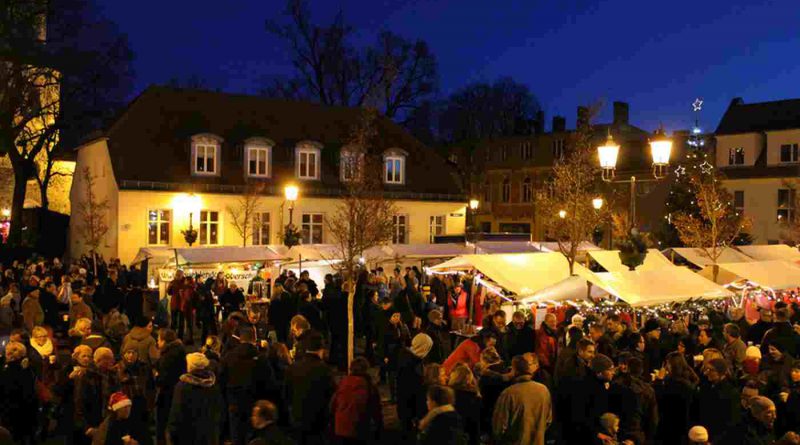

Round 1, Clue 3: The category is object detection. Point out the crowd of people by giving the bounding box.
[0,256,799,445]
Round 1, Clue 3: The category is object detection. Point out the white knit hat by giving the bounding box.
[688,425,709,442]
[410,333,433,359]
[745,346,762,359]
[186,352,210,372]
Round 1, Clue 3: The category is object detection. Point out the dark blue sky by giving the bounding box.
[100,0,800,133]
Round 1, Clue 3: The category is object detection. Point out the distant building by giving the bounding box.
[68,87,466,263]
[715,97,800,244]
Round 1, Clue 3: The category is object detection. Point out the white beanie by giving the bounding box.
[688,426,709,443]
[745,346,762,360]
[186,352,210,372]
[410,333,433,359]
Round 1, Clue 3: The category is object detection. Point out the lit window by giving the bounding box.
[502,177,511,203]
[552,139,565,160]
[429,215,445,242]
[252,212,270,245]
[734,191,744,215]
[728,147,745,165]
[147,210,171,245]
[247,145,270,177]
[194,143,218,175]
[777,189,795,222]
[521,142,533,160]
[392,215,408,244]
[302,213,323,244]
[199,210,219,245]
[780,144,799,163]
[385,155,405,184]
[296,144,321,180]
[522,177,532,202]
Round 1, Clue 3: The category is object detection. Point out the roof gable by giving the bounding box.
[716,98,800,135]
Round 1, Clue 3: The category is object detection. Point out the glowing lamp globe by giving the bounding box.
[597,133,620,170]
[469,199,480,210]
[284,184,299,201]
[558,210,567,219]
[650,127,672,166]
[592,198,604,210]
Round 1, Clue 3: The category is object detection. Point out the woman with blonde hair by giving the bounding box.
[448,362,481,443]
[0,341,38,444]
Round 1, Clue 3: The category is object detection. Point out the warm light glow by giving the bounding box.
[558,210,567,219]
[469,199,480,210]
[172,193,202,216]
[597,133,620,170]
[284,184,299,201]
[650,127,672,166]
[592,198,604,210]
[0,208,9,218]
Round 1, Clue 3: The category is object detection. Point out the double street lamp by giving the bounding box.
[597,127,673,228]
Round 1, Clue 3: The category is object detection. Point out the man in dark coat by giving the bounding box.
[563,354,614,444]
[418,385,465,445]
[719,396,776,445]
[222,326,276,445]
[761,306,799,358]
[396,334,433,434]
[749,308,774,346]
[297,271,319,298]
[284,331,335,445]
[167,352,224,445]
[423,309,452,364]
[321,275,347,369]
[694,357,741,439]
[610,355,659,444]
[97,268,123,315]
[248,400,294,445]
[155,329,186,445]
[504,311,535,359]
[39,281,67,331]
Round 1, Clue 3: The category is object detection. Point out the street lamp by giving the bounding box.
[467,199,480,250]
[592,198,604,210]
[283,184,301,249]
[558,210,567,219]
[284,184,299,224]
[597,127,673,227]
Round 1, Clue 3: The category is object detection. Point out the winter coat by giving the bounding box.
[395,347,426,425]
[654,376,696,444]
[535,325,558,373]
[0,359,38,441]
[718,412,776,445]
[693,377,741,438]
[156,340,186,394]
[382,320,411,370]
[123,287,145,326]
[75,366,120,430]
[610,374,659,444]
[21,295,44,331]
[442,338,481,375]
[418,406,465,445]
[424,322,452,364]
[504,323,536,358]
[284,353,336,434]
[221,342,276,411]
[247,422,295,445]
[562,374,610,444]
[452,387,481,443]
[761,321,799,358]
[121,326,159,367]
[69,300,93,326]
[491,376,552,445]
[167,370,224,445]
[298,300,323,332]
[330,375,382,440]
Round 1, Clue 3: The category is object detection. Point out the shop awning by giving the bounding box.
[428,252,593,297]
[386,243,475,259]
[168,246,285,266]
[131,247,175,266]
[700,260,800,290]
[588,249,674,272]
[735,244,800,263]
[589,267,734,307]
[474,241,542,254]
[665,247,753,268]
[532,241,602,253]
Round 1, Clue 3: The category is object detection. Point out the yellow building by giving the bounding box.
[68,87,467,263]
[715,97,800,244]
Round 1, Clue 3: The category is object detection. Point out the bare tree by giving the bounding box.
[325,108,396,366]
[75,166,109,276]
[535,104,606,274]
[227,184,266,247]
[672,169,751,281]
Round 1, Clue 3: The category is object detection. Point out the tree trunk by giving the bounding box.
[347,279,354,369]
[9,166,28,245]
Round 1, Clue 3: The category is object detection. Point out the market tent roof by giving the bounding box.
[589,267,734,307]
[666,247,754,268]
[168,246,285,266]
[385,243,475,259]
[131,247,175,266]
[588,249,674,272]
[700,260,800,289]
[276,244,392,264]
[735,244,800,262]
[428,252,593,296]
[532,241,602,253]
[474,241,542,254]
[517,275,606,304]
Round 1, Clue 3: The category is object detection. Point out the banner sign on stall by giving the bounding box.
[159,267,258,289]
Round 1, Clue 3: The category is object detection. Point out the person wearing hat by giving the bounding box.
[695,358,741,439]
[687,425,709,444]
[167,352,223,445]
[90,392,138,445]
[424,309,452,363]
[561,353,615,444]
[396,333,434,433]
[641,318,664,375]
[743,345,762,377]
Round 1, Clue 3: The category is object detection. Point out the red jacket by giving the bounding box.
[443,338,481,375]
[535,326,558,373]
[330,375,382,440]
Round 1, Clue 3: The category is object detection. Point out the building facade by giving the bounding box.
[715,97,800,244]
[68,87,467,263]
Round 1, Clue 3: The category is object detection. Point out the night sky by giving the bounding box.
[100,0,800,133]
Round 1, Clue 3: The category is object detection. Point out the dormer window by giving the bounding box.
[296,141,322,180]
[340,147,363,182]
[384,148,407,185]
[191,134,222,176]
[245,138,273,178]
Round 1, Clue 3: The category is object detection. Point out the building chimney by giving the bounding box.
[613,101,629,126]
[577,106,589,128]
[534,110,545,134]
[552,116,566,133]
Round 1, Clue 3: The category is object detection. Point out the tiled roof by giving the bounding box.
[96,86,464,198]
[716,98,800,135]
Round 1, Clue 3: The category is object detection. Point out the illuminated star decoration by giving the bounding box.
[674,165,686,177]
[699,161,714,174]
[692,98,704,112]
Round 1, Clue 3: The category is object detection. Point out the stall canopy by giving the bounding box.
[385,243,475,260]
[735,244,800,263]
[532,241,602,253]
[700,260,800,289]
[428,252,593,297]
[665,247,753,268]
[474,241,542,254]
[589,267,734,306]
[275,244,392,265]
[167,246,285,266]
[131,247,175,266]
[588,249,674,273]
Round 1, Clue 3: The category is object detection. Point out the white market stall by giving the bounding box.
[699,260,800,291]
[588,267,734,307]
[735,244,800,263]
[588,249,675,273]
[474,241,542,254]
[664,247,754,268]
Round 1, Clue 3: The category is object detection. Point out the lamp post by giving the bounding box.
[597,126,673,228]
[468,199,480,252]
[592,197,612,249]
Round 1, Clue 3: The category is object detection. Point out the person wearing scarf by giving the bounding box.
[167,352,223,445]
[417,384,464,445]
